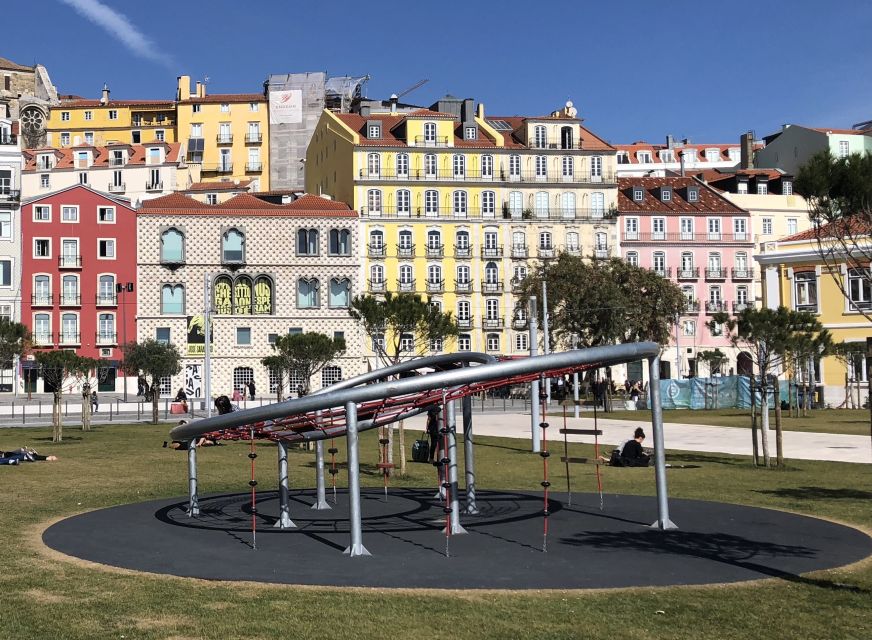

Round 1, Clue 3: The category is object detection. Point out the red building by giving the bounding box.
[21,185,137,393]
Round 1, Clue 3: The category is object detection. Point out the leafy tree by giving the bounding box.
[709,307,829,468]
[261,354,286,402]
[349,292,459,475]
[795,150,872,321]
[0,319,30,387]
[34,350,98,443]
[122,340,182,424]
[262,332,346,398]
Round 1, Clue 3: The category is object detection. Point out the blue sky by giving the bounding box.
[5,0,872,144]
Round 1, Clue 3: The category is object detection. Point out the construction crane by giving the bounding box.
[396,79,429,99]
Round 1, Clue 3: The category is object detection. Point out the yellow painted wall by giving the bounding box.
[46,104,176,146]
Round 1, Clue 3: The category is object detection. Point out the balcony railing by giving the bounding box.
[357,168,616,185]
[368,244,385,258]
[705,268,727,280]
[683,300,701,314]
[96,293,117,306]
[652,267,672,277]
[512,318,528,330]
[538,247,556,259]
[456,318,473,330]
[58,332,81,345]
[246,162,263,172]
[481,246,503,259]
[0,188,21,201]
[96,332,117,345]
[454,280,473,294]
[425,245,444,259]
[510,278,524,293]
[795,303,818,313]
[146,181,163,191]
[564,245,583,257]
[454,245,472,259]
[482,317,504,330]
[677,268,699,279]
[528,138,584,150]
[109,157,126,166]
[59,294,81,307]
[413,135,450,147]
[368,279,386,293]
[425,279,444,293]
[594,248,610,259]
[733,301,751,313]
[245,133,262,143]
[31,333,53,347]
[397,279,415,292]
[396,244,415,258]
[31,294,53,306]
[108,183,126,193]
[0,133,18,145]
[58,255,82,269]
[732,268,755,280]
[511,245,528,259]
[705,301,729,314]
[216,134,234,144]
[481,281,503,294]
[622,232,753,243]
[202,163,234,173]
[358,206,616,222]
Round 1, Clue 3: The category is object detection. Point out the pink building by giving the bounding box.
[618,177,754,379]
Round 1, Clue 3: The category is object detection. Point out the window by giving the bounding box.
[297,228,319,255]
[424,190,439,216]
[736,286,749,305]
[733,218,747,240]
[787,218,798,235]
[84,110,92,121]
[322,366,342,388]
[637,151,652,163]
[653,252,666,274]
[367,189,382,214]
[728,148,740,162]
[465,126,477,140]
[708,218,721,240]
[486,334,500,352]
[98,274,115,304]
[794,272,817,311]
[0,211,10,239]
[590,156,603,179]
[624,217,639,239]
[430,337,443,352]
[98,239,115,258]
[660,188,672,202]
[192,104,201,113]
[533,125,547,148]
[98,207,115,223]
[595,232,608,254]
[632,188,643,202]
[757,182,768,195]
[453,154,465,178]
[367,153,380,177]
[708,253,722,273]
[108,110,118,120]
[396,153,409,177]
[61,274,78,305]
[484,261,499,284]
[680,217,694,240]
[838,140,850,158]
[399,334,414,353]
[399,264,413,285]
[371,264,384,285]
[62,205,78,222]
[561,192,576,217]
[329,278,350,307]
[762,218,773,235]
[298,278,320,308]
[453,190,467,216]
[206,193,217,205]
[482,190,496,216]
[249,102,259,112]
[847,269,871,309]
[132,131,141,144]
[705,148,720,162]
[423,122,436,144]
[34,239,50,257]
[456,229,470,252]
[161,228,185,263]
[61,313,78,343]
[457,300,470,321]
[155,327,170,344]
[680,252,694,272]
[40,174,50,189]
[456,264,470,284]
[329,229,351,255]
[370,230,384,250]
[539,231,552,250]
[509,154,521,179]
[783,181,793,196]
[652,217,666,240]
[236,327,252,345]
[78,172,88,185]
[682,320,695,336]
[481,154,493,178]
[368,124,381,138]
[534,191,549,216]
[566,232,580,251]
[34,205,51,222]
[190,123,203,138]
[220,103,230,112]
[424,153,437,178]
[155,130,165,142]
[508,191,523,215]
[427,264,442,284]
[60,132,70,146]
[561,156,574,179]
[84,132,94,145]
[626,251,639,267]
[660,150,675,162]
[222,228,245,263]
[682,150,695,163]
[617,151,630,165]
[161,284,184,314]
[458,334,471,351]
[98,313,115,343]
[535,155,547,179]
[0,259,10,287]
[688,188,699,203]
[516,332,529,351]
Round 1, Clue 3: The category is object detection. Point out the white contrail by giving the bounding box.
[58,0,174,68]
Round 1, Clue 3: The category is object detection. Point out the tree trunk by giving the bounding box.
[809,359,818,412]
[773,375,784,467]
[759,378,772,468]
[385,423,394,477]
[749,374,759,466]
[81,393,91,432]
[152,381,160,424]
[398,419,407,477]
[52,392,62,443]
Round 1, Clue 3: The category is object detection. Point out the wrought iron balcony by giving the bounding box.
[358,206,616,222]
[58,255,82,269]
[512,317,528,330]
[31,332,53,347]
[594,248,609,259]
[109,157,126,167]
[96,332,118,345]
[622,232,753,244]
[413,135,450,147]
[216,134,234,144]
[481,317,504,330]
[456,317,473,330]
[683,300,700,314]
[246,162,262,172]
[538,247,556,259]
[0,133,18,145]
[397,279,416,292]
[31,293,53,307]
[202,163,234,173]
[396,244,415,258]
[0,188,21,201]
[510,278,525,293]
[705,268,727,280]
[795,303,818,313]
[677,268,699,279]
[108,183,126,193]
[705,300,729,314]
[368,244,386,258]
[96,293,118,306]
[732,301,752,313]
[511,245,528,259]
[425,279,444,293]
[146,181,163,191]
[454,280,473,294]
[564,245,583,257]
[481,246,503,259]
[58,332,81,345]
[454,245,472,259]
[731,268,755,280]
[368,279,386,293]
[59,294,81,307]
[245,133,262,143]
[425,244,444,259]
[481,281,503,294]
[652,267,671,277]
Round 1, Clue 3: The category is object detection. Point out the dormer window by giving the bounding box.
[660,150,675,162]
[705,148,720,162]
[367,123,381,138]
[465,126,477,140]
[757,181,768,195]
[38,154,52,170]
[74,151,90,168]
[737,179,748,194]
[783,180,793,196]
[727,147,740,162]
[682,150,696,163]
[617,151,630,164]
[687,186,699,203]
[660,187,672,202]
[632,188,644,202]
[637,151,652,163]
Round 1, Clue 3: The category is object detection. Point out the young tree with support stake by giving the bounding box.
[261,332,346,399]
[122,340,182,424]
[34,350,98,443]
[709,307,829,468]
[697,349,727,408]
[349,292,459,475]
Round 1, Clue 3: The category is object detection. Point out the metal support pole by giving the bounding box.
[529,296,541,452]
[648,356,677,530]
[462,394,478,515]
[187,445,199,517]
[344,401,370,557]
[444,400,467,534]
[274,440,295,528]
[312,440,331,510]
[572,334,580,419]
[204,274,213,418]
[542,279,551,405]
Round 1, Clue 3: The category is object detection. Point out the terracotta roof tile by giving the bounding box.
[617,177,747,214]
[181,93,265,104]
[183,180,252,193]
[405,109,457,119]
[781,217,870,242]
[22,143,183,170]
[57,98,174,108]
[615,141,743,164]
[138,192,356,217]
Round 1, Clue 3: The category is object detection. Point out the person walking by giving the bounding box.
[90,390,99,414]
[247,380,256,400]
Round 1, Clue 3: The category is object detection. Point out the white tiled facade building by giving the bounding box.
[136,192,363,399]
[0,117,22,391]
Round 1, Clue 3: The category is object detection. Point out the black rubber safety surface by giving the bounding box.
[43,489,872,589]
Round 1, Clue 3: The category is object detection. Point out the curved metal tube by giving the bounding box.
[171,342,660,443]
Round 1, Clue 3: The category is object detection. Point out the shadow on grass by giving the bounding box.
[754,486,872,501]
[560,529,868,593]
[665,452,744,466]
[30,436,83,443]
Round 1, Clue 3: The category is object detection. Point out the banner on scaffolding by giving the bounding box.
[659,376,788,410]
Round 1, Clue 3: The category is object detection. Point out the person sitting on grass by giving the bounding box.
[0,447,59,465]
[164,420,220,450]
[600,427,651,467]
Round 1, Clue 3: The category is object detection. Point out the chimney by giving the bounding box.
[100,83,110,105]
[195,81,203,98]
[359,104,371,117]
[740,131,755,170]
[389,93,398,113]
[461,98,475,124]
[177,75,191,101]
[666,134,674,148]
[679,150,686,176]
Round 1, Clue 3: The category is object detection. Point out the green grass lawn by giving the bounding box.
[597,408,872,437]
[1,422,872,639]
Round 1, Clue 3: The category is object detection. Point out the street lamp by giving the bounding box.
[116,282,134,402]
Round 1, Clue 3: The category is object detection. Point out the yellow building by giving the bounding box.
[306,97,618,358]
[756,222,872,407]
[175,76,270,191]
[46,84,176,147]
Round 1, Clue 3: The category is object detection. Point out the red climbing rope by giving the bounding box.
[248,427,258,550]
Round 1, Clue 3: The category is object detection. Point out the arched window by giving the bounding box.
[453,190,467,216]
[424,153,437,178]
[369,230,384,249]
[512,231,526,252]
[456,264,470,283]
[97,313,115,343]
[561,156,574,180]
[329,278,350,308]
[595,232,608,253]
[486,333,500,352]
[34,274,51,305]
[481,154,493,178]
[681,252,694,271]
[485,298,500,319]
[423,122,436,144]
[539,231,552,250]
[367,152,380,178]
[34,313,51,344]
[370,264,384,284]
[61,313,78,343]
[98,274,115,305]
[509,154,521,179]
[61,274,78,305]
[424,190,439,216]
[427,229,441,250]
[535,155,547,179]
[626,251,639,267]
[398,229,413,251]
[533,125,547,148]
[213,276,232,314]
[591,192,605,217]
[561,192,576,217]
[453,154,465,178]
[297,278,319,308]
[509,191,523,215]
[367,189,382,214]
[329,228,351,255]
[485,261,499,284]
[457,300,470,320]
[399,264,413,284]
[161,284,184,314]
[160,228,185,263]
[566,232,580,251]
[455,230,470,251]
[222,228,245,263]
[396,153,409,178]
[534,191,549,216]
[254,276,273,314]
[560,126,574,150]
[234,276,252,315]
[428,264,442,284]
[482,190,495,217]
[297,228,319,255]
[397,189,411,216]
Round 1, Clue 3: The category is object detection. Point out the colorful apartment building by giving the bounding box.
[21,142,194,204]
[175,76,269,192]
[755,124,872,175]
[615,136,744,177]
[45,85,176,148]
[618,177,754,378]
[136,192,361,398]
[0,117,22,391]
[756,222,872,407]
[306,97,618,358]
[20,185,137,393]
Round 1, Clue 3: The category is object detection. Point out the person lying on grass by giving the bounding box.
[163,419,221,450]
[0,447,58,465]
